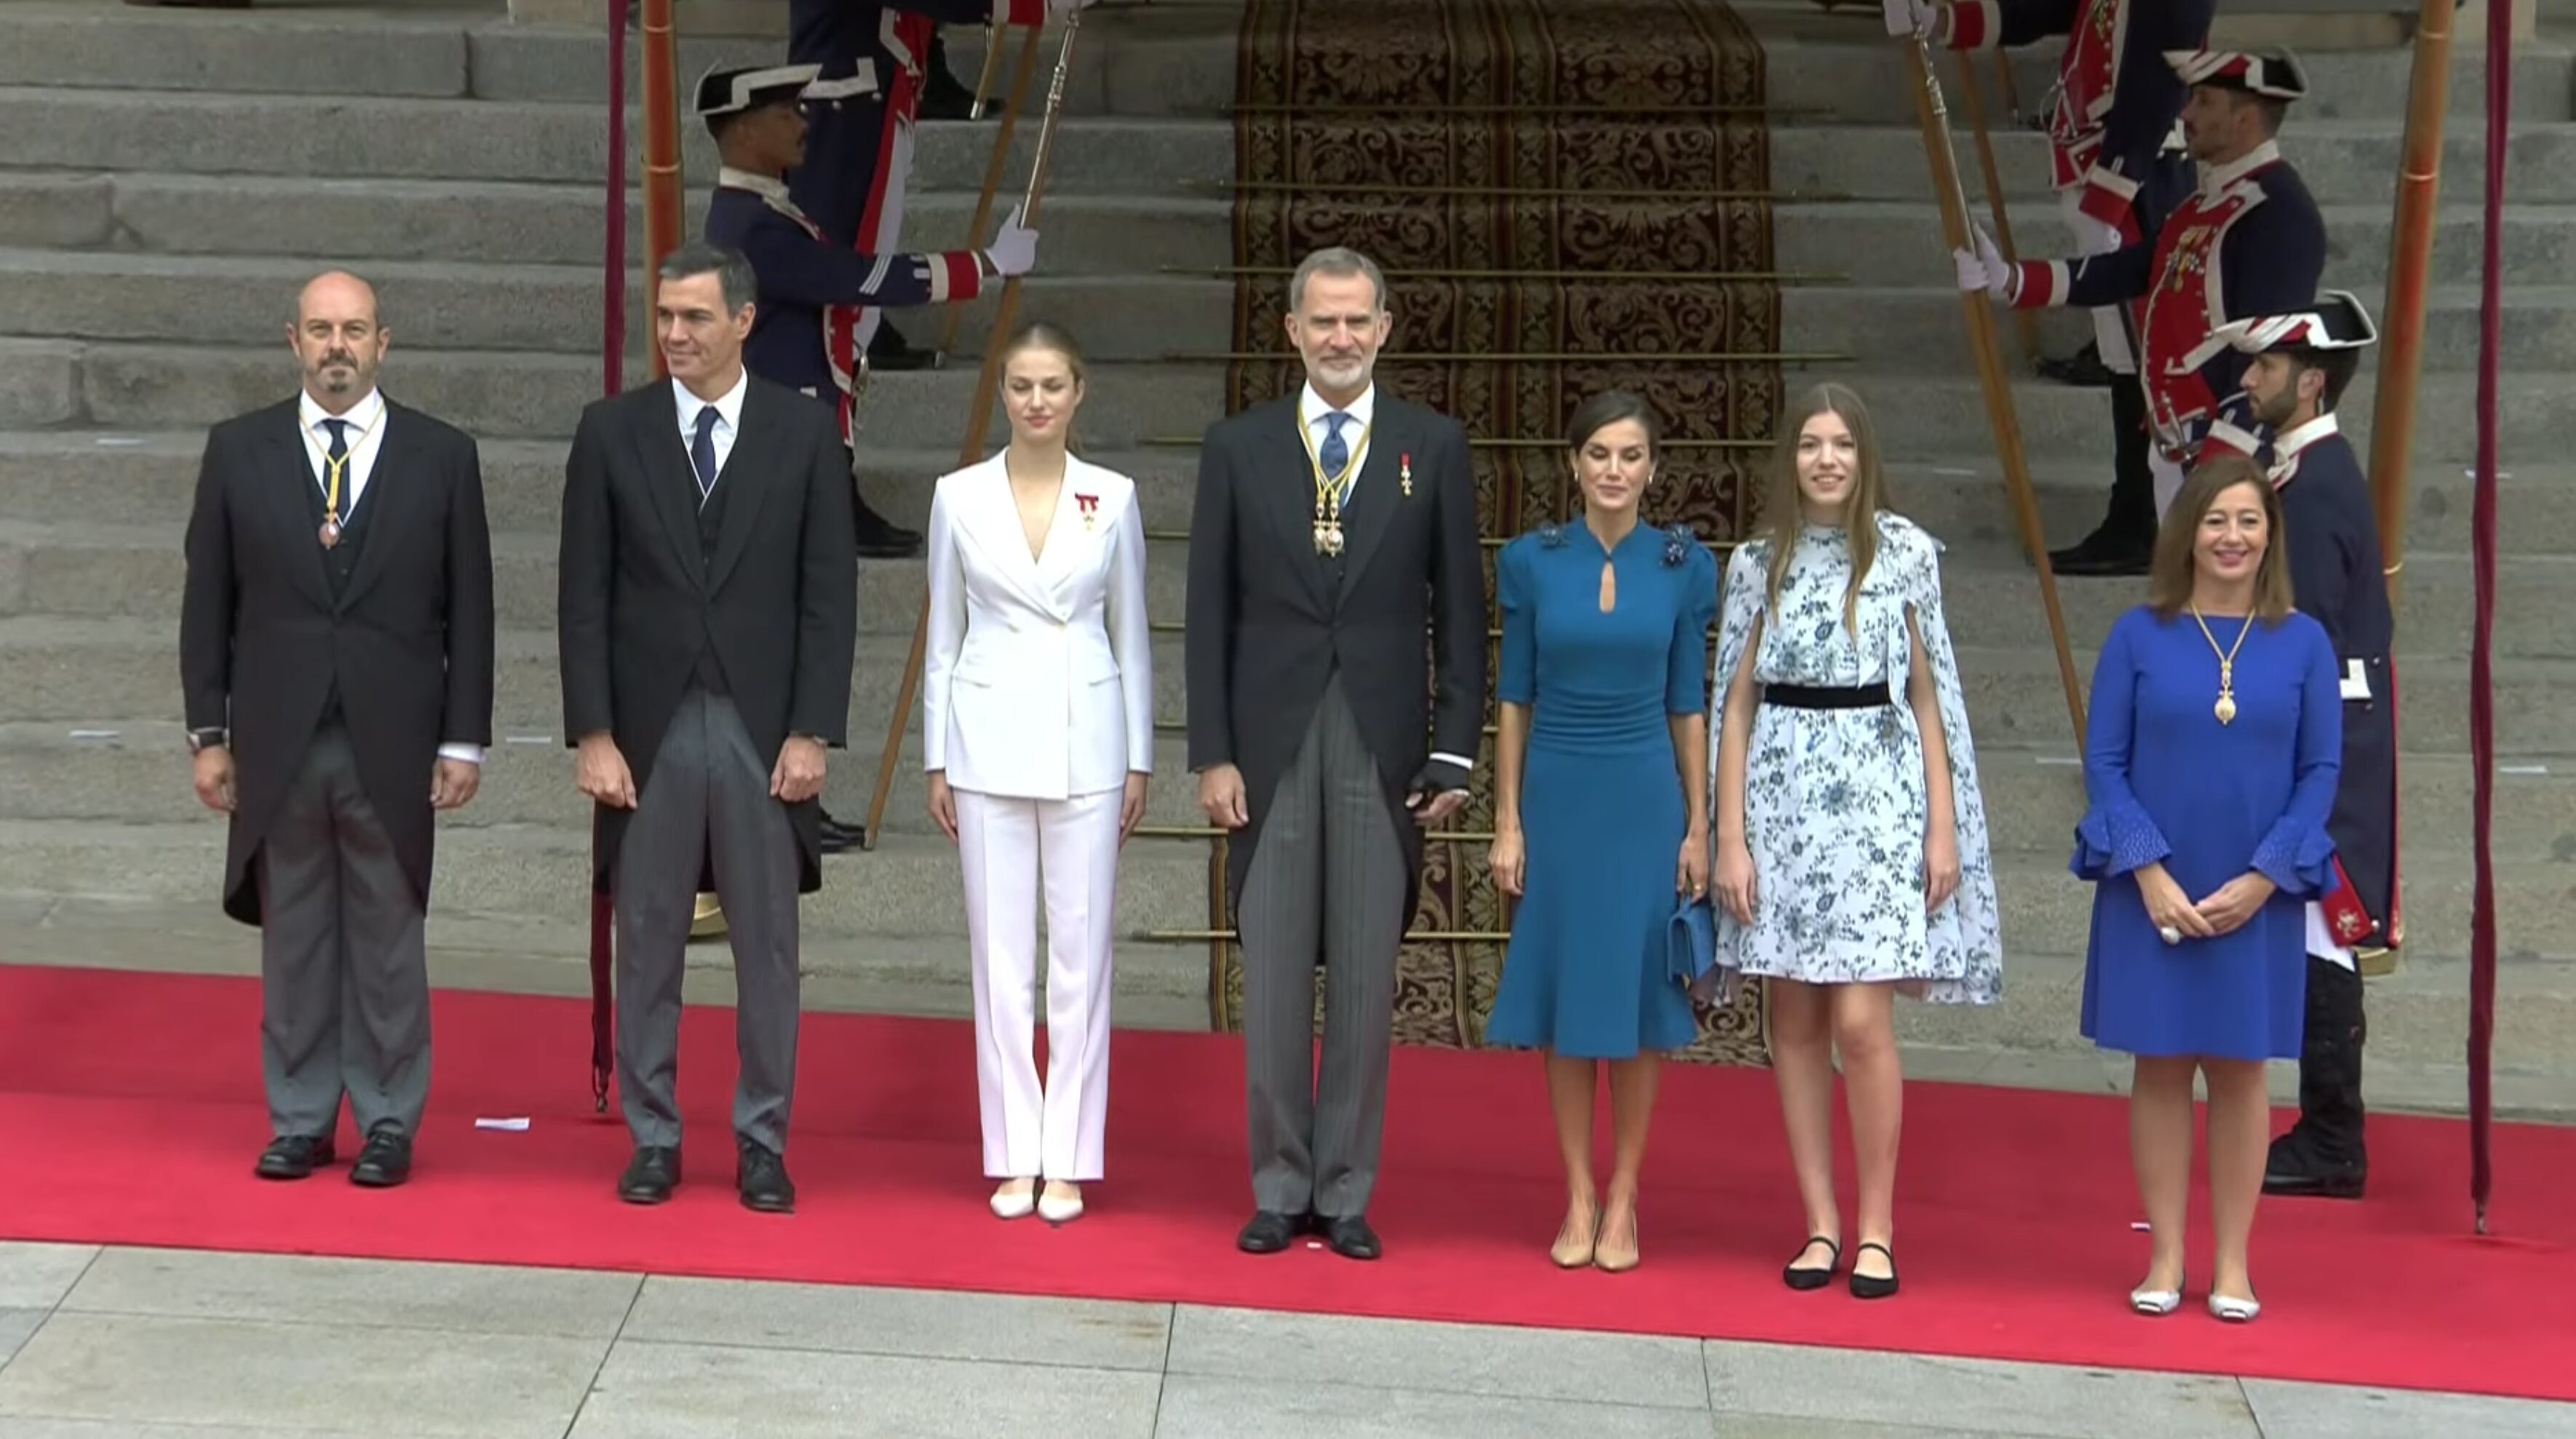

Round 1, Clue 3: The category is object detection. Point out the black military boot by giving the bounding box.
[918,27,984,121]
[2266,955,2369,1200]
[2048,378,2155,576]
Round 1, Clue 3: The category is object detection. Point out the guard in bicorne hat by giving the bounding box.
[1957,48,2327,534]
[2195,289,2396,1200]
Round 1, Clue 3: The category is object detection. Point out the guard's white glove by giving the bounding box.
[1953,223,2014,301]
[1883,0,1937,39]
[984,204,1038,278]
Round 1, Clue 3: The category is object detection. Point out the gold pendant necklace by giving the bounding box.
[2188,605,2254,724]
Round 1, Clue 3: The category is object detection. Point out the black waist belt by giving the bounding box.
[1763,683,1892,710]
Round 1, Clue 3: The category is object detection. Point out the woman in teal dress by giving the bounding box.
[1484,391,1717,1275]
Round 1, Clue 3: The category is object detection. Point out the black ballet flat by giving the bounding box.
[1782,1236,1840,1291]
[1849,1241,1900,1300]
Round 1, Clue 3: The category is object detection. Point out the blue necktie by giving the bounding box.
[1320,411,1352,506]
[690,405,720,501]
[319,419,349,525]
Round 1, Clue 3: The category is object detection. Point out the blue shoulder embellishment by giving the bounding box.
[1538,523,1569,549]
[1661,523,1696,568]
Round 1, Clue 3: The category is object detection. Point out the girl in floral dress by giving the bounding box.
[1708,383,2002,1300]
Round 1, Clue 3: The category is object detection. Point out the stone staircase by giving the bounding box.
[0,0,2569,1116]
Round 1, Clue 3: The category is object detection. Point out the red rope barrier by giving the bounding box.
[589,0,632,1114]
[2467,0,2511,1233]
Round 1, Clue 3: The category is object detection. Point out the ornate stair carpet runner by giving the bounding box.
[1209,0,1783,1066]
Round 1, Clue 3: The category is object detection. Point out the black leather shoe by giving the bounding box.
[349,1126,412,1188]
[854,500,923,560]
[737,1138,795,1213]
[2265,1133,2366,1200]
[918,37,982,121]
[619,1146,680,1204]
[818,809,864,853]
[1236,1210,1303,1253]
[254,1134,334,1180]
[867,322,939,373]
[2048,528,2152,577]
[1323,1214,1382,1261]
[2035,341,2117,388]
[1849,1241,1900,1300]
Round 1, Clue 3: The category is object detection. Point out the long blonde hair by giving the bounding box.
[1761,382,1891,636]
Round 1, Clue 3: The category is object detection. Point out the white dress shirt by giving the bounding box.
[299,386,482,768]
[1292,380,1471,783]
[672,369,748,493]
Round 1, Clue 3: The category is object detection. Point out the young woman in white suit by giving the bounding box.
[922,322,1152,1224]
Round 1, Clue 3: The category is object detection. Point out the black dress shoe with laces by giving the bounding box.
[737,1139,795,1213]
[818,809,865,853]
[1324,1214,1382,1261]
[619,1146,680,1204]
[254,1134,335,1180]
[349,1126,413,1188]
[1236,1210,1305,1253]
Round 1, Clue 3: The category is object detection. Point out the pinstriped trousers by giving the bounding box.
[1238,671,1411,1219]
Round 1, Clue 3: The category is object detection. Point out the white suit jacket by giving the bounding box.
[922,452,1154,799]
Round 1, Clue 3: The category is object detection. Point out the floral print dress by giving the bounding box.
[1705,513,2003,1004]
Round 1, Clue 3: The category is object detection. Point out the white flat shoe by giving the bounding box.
[2208,1293,2261,1323]
[1037,1184,1084,1224]
[2129,1285,2182,1316]
[990,1182,1035,1220]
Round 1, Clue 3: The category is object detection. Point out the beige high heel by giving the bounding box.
[1593,1202,1640,1273]
[1550,1200,1599,1268]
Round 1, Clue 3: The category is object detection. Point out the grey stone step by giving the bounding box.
[1787,285,2576,375]
[0,719,1214,834]
[14,341,1224,444]
[0,617,1195,740]
[1754,33,2576,128]
[0,817,1222,937]
[1960,745,2576,863]
[1773,121,2576,205]
[1777,202,2576,291]
[13,432,2573,560]
[9,338,2556,461]
[1932,548,2576,662]
[0,518,1196,633]
[0,250,1236,360]
[475,10,1239,115]
[0,1,474,99]
[0,172,1236,274]
[0,88,1235,194]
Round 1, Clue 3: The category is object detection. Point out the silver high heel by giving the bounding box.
[2129,1281,2183,1316]
[2207,1293,2261,1323]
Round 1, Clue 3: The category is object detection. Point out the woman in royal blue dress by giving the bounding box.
[1484,391,1717,1274]
[2075,454,2342,1325]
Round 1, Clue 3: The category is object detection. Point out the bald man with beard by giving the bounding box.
[180,271,496,1189]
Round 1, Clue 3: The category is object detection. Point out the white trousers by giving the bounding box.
[955,785,1121,1181]
[2058,186,2136,373]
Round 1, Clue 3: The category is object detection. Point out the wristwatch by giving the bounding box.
[186,727,227,753]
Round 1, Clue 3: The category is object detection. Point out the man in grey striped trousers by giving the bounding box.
[1182,247,1488,1260]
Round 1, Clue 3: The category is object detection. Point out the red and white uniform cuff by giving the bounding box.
[2077,167,2142,239]
[2011,260,2070,309]
[929,251,983,304]
[1944,1,1998,49]
[2203,419,2263,459]
[1001,0,1047,27]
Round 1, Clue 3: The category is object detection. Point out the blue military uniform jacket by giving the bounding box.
[704,167,982,427]
[2272,414,2400,953]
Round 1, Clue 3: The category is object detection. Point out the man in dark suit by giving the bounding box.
[1184,245,1486,1261]
[180,269,496,1188]
[557,240,858,1213]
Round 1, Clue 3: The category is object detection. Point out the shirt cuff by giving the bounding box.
[1428,751,1475,778]
[437,743,485,765]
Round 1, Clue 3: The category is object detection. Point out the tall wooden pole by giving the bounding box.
[937,26,1046,360]
[1905,34,2086,745]
[862,14,1086,847]
[1952,53,2042,368]
[969,20,1009,119]
[2366,0,2459,609]
[640,0,684,377]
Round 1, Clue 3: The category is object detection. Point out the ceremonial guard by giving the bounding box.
[2198,292,2398,1200]
[1957,49,2325,527]
[1890,0,2212,575]
[786,0,1092,384]
[699,62,1034,851]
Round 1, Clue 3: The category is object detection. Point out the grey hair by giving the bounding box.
[1287,246,1387,314]
[657,241,758,315]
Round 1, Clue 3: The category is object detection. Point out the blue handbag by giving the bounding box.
[1666,894,1717,992]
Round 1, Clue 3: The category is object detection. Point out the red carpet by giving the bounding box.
[0,965,2567,1400]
